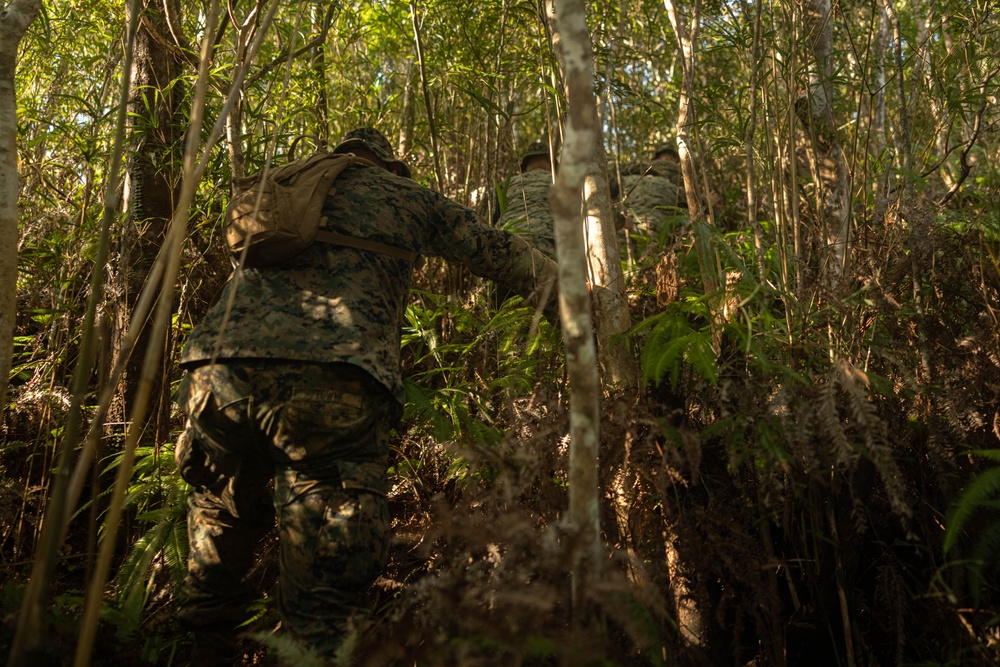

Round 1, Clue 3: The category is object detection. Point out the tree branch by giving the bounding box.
[245,2,336,86]
[410,0,445,191]
[162,0,194,53]
[937,64,1000,206]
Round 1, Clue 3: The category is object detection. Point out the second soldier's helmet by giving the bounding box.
[653,144,680,162]
[333,127,411,179]
[519,141,553,173]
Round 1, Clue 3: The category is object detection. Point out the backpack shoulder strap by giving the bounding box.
[314,229,419,263]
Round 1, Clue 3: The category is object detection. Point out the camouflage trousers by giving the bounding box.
[174,360,400,659]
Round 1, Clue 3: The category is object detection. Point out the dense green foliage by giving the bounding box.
[3,0,1000,665]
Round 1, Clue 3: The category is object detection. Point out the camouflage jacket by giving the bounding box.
[181,165,558,404]
[620,159,683,182]
[495,170,556,258]
[620,172,685,236]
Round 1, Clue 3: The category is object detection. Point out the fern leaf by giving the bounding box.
[970,449,1000,464]
[968,519,1000,606]
[944,466,1000,554]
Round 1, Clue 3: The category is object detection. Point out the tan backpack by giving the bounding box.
[225,145,418,267]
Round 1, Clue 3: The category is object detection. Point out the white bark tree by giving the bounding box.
[549,0,603,599]
[665,0,720,318]
[800,0,851,279]
[545,0,638,392]
[0,0,42,420]
[583,137,639,389]
[663,0,713,647]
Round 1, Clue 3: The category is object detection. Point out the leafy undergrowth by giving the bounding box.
[3,209,1000,666]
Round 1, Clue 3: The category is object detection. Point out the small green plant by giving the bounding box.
[944,449,1000,604]
[634,297,717,391]
[99,441,190,633]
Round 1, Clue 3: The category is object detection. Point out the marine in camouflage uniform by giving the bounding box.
[619,144,686,244]
[174,127,557,662]
[495,142,557,258]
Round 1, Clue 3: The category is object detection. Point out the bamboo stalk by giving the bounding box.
[410,0,445,192]
[72,4,220,663]
[72,1,285,662]
[6,4,139,665]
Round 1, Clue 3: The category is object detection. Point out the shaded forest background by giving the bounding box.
[2,0,1000,665]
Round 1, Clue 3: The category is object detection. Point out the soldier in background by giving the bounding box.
[495,141,558,258]
[619,144,687,248]
[173,128,558,664]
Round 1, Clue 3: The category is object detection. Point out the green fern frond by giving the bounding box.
[968,519,1000,605]
[687,329,718,385]
[969,449,1000,464]
[944,465,1000,554]
[116,521,167,609]
[165,513,189,587]
[403,378,457,441]
[639,310,718,391]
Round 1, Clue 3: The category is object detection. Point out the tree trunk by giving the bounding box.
[109,0,184,441]
[663,0,713,648]
[583,133,639,389]
[872,0,890,230]
[799,0,851,280]
[0,0,43,420]
[398,59,416,159]
[548,0,602,601]
[545,0,637,390]
[665,0,720,308]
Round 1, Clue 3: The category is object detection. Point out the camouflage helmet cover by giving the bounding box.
[333,127,411,178]
[652,143,679,161]
[519,141,553,173]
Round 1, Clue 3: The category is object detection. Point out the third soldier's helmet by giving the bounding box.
[519,141,552,173]
[333,127,411,179]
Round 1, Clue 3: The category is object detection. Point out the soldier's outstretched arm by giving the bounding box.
[428,200,559,321]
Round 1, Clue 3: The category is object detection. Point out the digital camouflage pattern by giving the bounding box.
[181,163,558,404]
[620,170,685,238]
[177,158,557,661]
[621,155,683,182]
[495,169,557,258]
[176,361,398,659]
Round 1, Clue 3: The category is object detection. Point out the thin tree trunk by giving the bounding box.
[588,28,638,389]
[663,0,712,647]
[75,3,224,657]
[665,0,719,306]
[883,0,913,201]
[110,0,185,443]
[744,0,767,282]
[800,0,851,280]
[310,5,329,141]
[7,4,128,664]
[872,0,890,230]
[548,0,602,606]
[545,0,637,390]
[584,131,638,389]
[398,59,416,159]
[410,0,445,192]
[0,0,43,420]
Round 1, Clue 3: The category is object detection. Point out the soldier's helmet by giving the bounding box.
[519,141,553,173]
[333,127,411,179]
[653,144,680,162]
